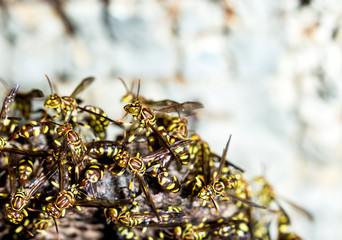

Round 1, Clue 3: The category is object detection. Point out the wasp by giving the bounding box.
[0,117,19,137]
[5,159,59,224]
[79,161,104,197]
[142,138,193,169]
[183,134,243,186]
[26,198,63,240]
[162,115,189,140]
[54,122,87,180]
[44,75,125,132]
[156,171,181,193]
[24,199,58,237]
[145,139,193,193]
[117,206,188,228]
[111,150,163,222]
[10,120,53,140]
[178,222,208,240]
[104,207,122,224]
[145,156,182,194]
[56,122,86,157]
[253,176,313,240]
[81,105,109,139]
[85,140,124,167]
[112,139,191,193]
[122,79,202,166]
[174,215,250,240]
[80,162,104,186]
[44,75,95,121]
[148,114,189,150]
[147,126,191,166]
[181,134,213,184]
[118,77,178,108]
[17,158,34,186]
[14,88,44,119]
[210,218,250,239]
[277,204,303,240]
[0,84,21,135]
[45,149,83,219]
[116,226,139,240]
[33,210,55,233]
[46,184,83,219]
[119,150,190,220]
[253,176,313,219]
[192,135,265,214]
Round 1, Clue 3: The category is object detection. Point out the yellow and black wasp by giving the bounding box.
[44,75,125,134]
[4,157,59,224]
[121,79,203,167]
[45,147,88,221]
[85,140,125,168]
[192,135,265,214]
[82,105,110,139]
[111,139,192,194]
[14,88,44,119]
[110,149,162,222]
[253,176,313,240]
[117,206,188,228]
[143,139,193,193]
[118,77,179,108]
[44,74,95,121]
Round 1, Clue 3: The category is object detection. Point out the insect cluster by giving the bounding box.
[0,77,309,240]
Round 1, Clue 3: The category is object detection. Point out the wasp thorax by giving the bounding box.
[56,123,72,135]
[198,185,216,201]
[85,166,103,183]
[212,181,225,195]
[116,151,130,168]
[128,157,146,174]
[11,194,25,211]
[46,203,62,218]
[6,209,24,224]
[55,192,74,209]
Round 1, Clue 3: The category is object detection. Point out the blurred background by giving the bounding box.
[0,0,340,239]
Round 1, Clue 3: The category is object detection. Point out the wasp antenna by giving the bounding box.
[121,129,127,148]
[136,79,141,101]
[42,119,61,126]
[118,77,130,94]
[212,198,219,215]
[27,207,43,212]
[216,134,232,181]
[24,225,34,237]
[53,216,61,240]
[45,74,54,95]
[130,80,135,94]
